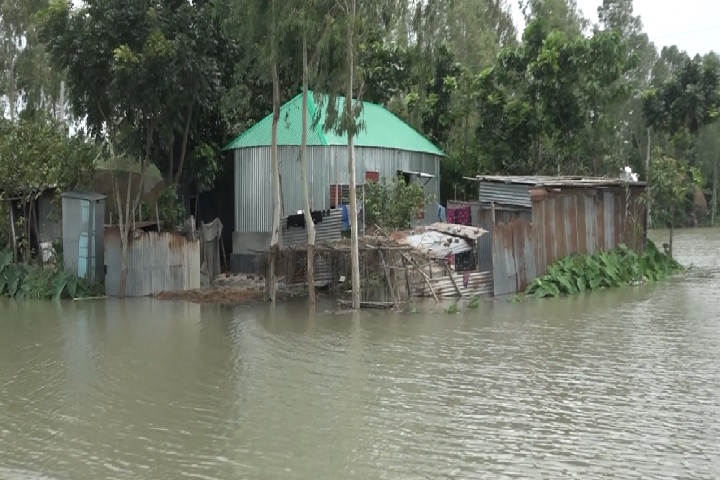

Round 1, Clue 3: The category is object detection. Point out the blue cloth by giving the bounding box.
[341,204,350,230]
[437,204,447,222]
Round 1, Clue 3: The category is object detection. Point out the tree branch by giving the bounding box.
[173,103,194,185]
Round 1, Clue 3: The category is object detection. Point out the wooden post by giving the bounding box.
[155,202,161,232]
[491,201,496,226]
[379,249,399,310]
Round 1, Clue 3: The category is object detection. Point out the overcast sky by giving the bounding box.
[510,0,720,57]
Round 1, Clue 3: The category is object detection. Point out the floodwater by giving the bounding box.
[1,229,719,480]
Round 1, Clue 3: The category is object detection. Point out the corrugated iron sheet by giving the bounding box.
[234,146,441,233]
[468,175,647,187]
[531,186,645,278]
[478,181,534,208]
[491,219,536,296]
[415,271,493,298]
[105,229,200,297]
[280,209,345,285]
[487,185,646,296]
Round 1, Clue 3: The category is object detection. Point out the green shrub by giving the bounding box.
[0,250,99,300]
[524,240,683,299]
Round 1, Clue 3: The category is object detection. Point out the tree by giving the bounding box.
[696,123,720,225]
[0,115,97,259]
[1,0,67,122]
[364,176,426,230]
[40,0,218,296]
[473,19,632,176]
[648,152,702,256]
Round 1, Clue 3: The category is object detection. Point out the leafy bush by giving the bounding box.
[141,185,187,231]
[0,250,99,300]
[363,176,428,230]
[524,240,683,299]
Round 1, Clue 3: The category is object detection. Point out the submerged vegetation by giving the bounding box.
[0,250,100,300]
[525,240,683,299]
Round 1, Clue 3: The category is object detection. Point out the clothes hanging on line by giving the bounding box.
[437,204,447,222]
[447,205,471,226]
[287,213,305,229]
[455,250,476,272]
[286,210,326,229]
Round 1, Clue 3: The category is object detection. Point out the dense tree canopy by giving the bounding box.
[0,0,719,241]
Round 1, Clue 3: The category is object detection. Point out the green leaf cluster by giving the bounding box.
[363,176,428,231]
[525,240,683,299]
[0,115,98,199]
[0,250,100,300]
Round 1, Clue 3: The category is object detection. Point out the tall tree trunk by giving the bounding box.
[114,123,154,298]
[115,168,132,298]
[267,61,282,303]
[301,34,316,304]
[668,222,674,258]
[645,127,652,228]
[7,59,16,123]
[173,104,194,185]
[712,155,718,226]
[347,0,361,309]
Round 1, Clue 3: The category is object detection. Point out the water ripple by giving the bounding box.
[1,230,720,479]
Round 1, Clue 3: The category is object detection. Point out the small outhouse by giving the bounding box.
[61,191,106,282]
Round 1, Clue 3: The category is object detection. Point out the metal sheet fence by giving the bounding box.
[485,186,645,296]
[105,229,200,297]
[280,209,348,286]
[414,271,493,298]
[531,186,645,277]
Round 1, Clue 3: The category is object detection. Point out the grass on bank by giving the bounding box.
[523,240,683,299]
[0,250,100,300]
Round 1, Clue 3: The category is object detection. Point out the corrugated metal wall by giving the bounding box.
[234,146,442,233]
[475,206,531,276]
[279,209,349,286]
[491,219,536,296]
[478,182,533,208]
[531,186,645,277]
[105,230,200,297]
[485,186,646,296]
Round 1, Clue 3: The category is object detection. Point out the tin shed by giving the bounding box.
[466,176,648,297]
[61,191,106,282]
[223,91,445,273]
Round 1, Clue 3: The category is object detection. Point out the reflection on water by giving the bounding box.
[1,229,720,479]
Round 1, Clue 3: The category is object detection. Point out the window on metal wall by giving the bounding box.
[329,171,379,208]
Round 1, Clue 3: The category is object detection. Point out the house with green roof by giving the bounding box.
[223,91,445,264]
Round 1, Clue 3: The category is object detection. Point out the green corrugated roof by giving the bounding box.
[223,91,445,156]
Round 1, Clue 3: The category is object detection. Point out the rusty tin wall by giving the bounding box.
[105,230,201,297]
[476,206,531,276]
[531,186,646,279]
[487,185,646,296]
[234,146,442,233]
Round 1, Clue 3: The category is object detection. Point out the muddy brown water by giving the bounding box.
[1,229,719,479]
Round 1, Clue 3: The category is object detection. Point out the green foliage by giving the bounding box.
[156,185,187,230]
[642,55,720,137]
[467,295,480,309]
[648,152,703,228]
[363,176,428,230]
[524,240,683,299]
[0,115,98,199]
[446,303,460,314]
[0,250,99,300]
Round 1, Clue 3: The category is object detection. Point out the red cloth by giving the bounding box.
[447,205,471,226]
